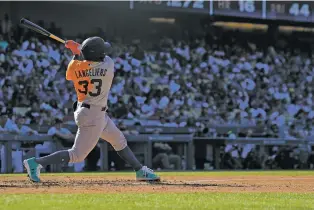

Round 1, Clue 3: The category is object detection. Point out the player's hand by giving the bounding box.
[65,40,81,55]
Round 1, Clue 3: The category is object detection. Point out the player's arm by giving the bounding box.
[66,60,75,81]
[65,40,80,76]
[65,40,82,81]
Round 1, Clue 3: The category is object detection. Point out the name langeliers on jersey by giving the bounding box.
[74,68,107,79]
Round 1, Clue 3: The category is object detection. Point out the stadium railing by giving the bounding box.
[193,137,312,169]
[0,133,193,173]
[1,126,311,173]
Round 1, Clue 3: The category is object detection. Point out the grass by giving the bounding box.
[1,193,314,210]
[1,171,314,210]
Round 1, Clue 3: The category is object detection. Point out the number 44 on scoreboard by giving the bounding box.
[289,3,310,17]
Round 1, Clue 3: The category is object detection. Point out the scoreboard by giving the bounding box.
[212,0,264,19]
[266,1,312,22]
[129,0,314,23]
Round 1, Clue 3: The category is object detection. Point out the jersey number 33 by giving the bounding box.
[78,79,102,97]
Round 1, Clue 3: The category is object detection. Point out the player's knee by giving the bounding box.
[68,148,88,163]
[169,155,181,165]
[170,155,181,162]
[157,153,168,159]
[111,133,127,151]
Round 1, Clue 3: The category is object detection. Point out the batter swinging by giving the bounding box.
[24,37,160,182]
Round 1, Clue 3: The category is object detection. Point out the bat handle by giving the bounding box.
[50,34,65,44]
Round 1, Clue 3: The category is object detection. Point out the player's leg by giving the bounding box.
[23,150,70,182]
[168,154,181,170]
[100,116,142,170]
[153,153,172,169]
[24,119,106,182]
[100,114,160,181]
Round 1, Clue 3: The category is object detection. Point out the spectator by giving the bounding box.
[0,114,8,133]
[1,14,12,38]
[3,18,314,170]
[0,34,8,51]
[2,115,19,134]
[152,143,181,170]
[48,118,74,141]
[274,147,298,169]
[16,116,38,135]
[243,146,262,169]
[308,147,314,169]
[222,144,243,169]
[2,22,314,140]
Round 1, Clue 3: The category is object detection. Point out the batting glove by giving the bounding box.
[65,40,81,55]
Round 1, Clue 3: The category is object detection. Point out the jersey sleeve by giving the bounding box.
[106,56,115,74]
[66,60,75,81]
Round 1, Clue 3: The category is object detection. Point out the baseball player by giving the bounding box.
[23,37,160,182]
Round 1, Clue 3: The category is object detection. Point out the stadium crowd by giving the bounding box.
[1,14,314,170]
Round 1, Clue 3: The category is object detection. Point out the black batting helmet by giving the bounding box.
[80,36,111,61]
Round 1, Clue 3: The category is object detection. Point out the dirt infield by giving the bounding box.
[1,174,314,194]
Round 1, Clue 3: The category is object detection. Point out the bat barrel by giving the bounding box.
[20,18,51,36]
[20,18,26,24]
[19,17,65,44]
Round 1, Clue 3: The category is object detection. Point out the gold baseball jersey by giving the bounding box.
[66,56,114,107]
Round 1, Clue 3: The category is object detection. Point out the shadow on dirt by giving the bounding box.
[150,181,246,188]
[0,179,247,188]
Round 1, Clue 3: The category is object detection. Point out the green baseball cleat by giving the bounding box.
[136,166,160,181]
[23,157,42,183]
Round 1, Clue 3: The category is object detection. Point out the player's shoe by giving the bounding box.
[23,157,42,183]
[136,166,160,181]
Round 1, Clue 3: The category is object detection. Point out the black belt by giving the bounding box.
[81,103,107,111]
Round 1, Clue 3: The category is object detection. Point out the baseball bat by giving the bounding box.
[20,18,65,44]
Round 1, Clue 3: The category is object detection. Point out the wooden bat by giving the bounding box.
[20,18,65,44]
